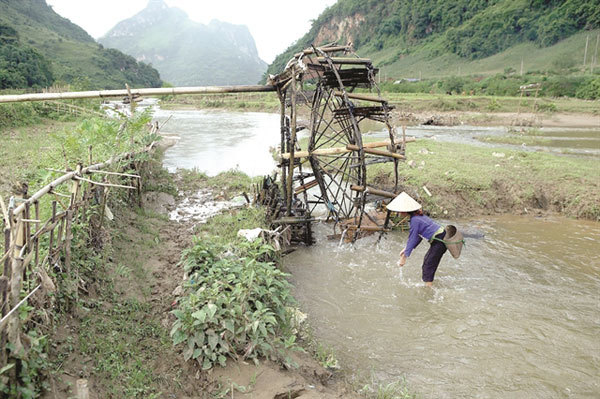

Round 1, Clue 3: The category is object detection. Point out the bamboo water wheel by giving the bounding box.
[268,44,406,242]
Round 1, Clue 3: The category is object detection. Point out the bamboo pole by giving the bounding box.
[281,139,414,160]
[346,144,405,159]
[0,276,7,367]
[316,57,371,65]
[294,45,351,57]
[74,176,136,190]
[350,185,397,199]
[34,201,39,271]
[286,69,297,216]
[333,91,387,103]
[0,85,277,104]
[48,201,57,262]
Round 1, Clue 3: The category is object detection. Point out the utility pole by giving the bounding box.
[520,57,524,76]
[592,32,599,73]
[583,35,589,67]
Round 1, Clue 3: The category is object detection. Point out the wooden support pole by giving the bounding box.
[317,57,371,65]
[48,201,56,261]
[0,276,7,367]
[64,209,73,274]
[346,144,405,159]
[286,69,297,216]
[281,139,414,160]
[350,185,397,199]
[294,180,319,194]
[333,91,386,103]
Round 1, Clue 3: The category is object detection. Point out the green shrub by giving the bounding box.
[575,76,600,100]
[171,237,297,370]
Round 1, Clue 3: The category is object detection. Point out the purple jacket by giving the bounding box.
[404,214,441,257]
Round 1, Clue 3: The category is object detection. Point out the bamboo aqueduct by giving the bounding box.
[0,44,414,378]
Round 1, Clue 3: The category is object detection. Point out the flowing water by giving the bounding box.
[154,108,280,175]
[151,108,599,397]
[285,216,600,398]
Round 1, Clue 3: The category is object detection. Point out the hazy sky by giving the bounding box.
[46,0,337,63]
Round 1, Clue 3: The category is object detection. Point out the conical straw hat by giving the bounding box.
[386,192,421,212]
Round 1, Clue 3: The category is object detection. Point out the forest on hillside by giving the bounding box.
[0,0,162,90]
[267,0,600,80]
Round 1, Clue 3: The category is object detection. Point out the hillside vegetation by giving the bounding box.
[0,0,161,90]
[100,0,267,86]
[266,0,599,94]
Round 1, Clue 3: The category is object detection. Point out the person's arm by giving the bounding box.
[404,225,422,258]
[398,218,422,266]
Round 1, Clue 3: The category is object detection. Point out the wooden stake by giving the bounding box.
[0,276,8,368]
[64,209,73,274]
[48,201,57,261]
[77,379,90,399]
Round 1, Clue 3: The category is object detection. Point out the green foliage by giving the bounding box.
[0,1,162,89]
[0,331,49,398]
[265,0,598,80]
[379,72,598,98]
[575,76,600,99]
[171,236,297,370]
[0,23,53,88]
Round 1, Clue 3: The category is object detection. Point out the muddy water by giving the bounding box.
[154,109,280,175]
[285,216,600,398]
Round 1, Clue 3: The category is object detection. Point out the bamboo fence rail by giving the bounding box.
[0,133,158,383]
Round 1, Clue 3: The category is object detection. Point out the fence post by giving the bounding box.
[7,213,25,379]
[0,276,8,369]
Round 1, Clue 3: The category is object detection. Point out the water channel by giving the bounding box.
[155,107,599,398]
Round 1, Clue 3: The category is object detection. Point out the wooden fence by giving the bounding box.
[0,131,158,384]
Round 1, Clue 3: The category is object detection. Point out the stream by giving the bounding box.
[285,217,600,398]
[150,106,599,398]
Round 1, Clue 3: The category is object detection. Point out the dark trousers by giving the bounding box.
[422,231,447,282]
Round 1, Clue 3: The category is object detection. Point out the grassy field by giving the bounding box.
[369,139,600,220]
[368,29,600,80]
[161,91,599,117]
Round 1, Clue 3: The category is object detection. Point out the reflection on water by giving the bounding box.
[285,215,600,398]
[365,125,600,156]
[154,108,280,176]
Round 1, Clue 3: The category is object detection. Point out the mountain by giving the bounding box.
[266,0,600,79]
[99,0,268,86]
[0,0,162,90]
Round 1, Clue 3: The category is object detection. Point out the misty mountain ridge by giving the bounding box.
[100,0,267,86]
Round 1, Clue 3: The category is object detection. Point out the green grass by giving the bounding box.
[382,93,598,114]
[477,135,553,146]
[370,139,600,220]
[370,29,600,80]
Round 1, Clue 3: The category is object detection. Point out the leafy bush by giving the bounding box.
[171,237,297,370]
[0,23,53,89]
[575,76,600,99]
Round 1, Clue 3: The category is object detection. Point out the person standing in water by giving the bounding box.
[388,192,447,287]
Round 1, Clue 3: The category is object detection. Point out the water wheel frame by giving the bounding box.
[269,44,403,241]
